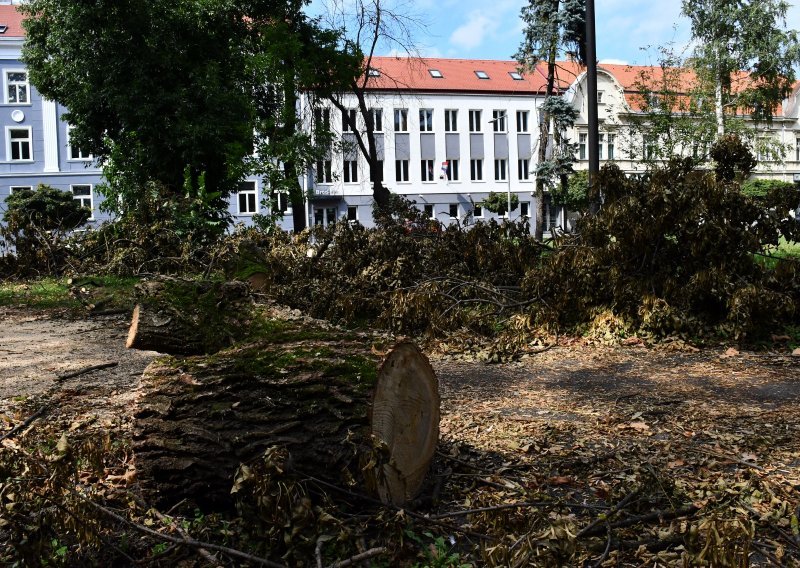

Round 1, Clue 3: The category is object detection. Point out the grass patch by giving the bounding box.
[757,238,800,268]
[0,276,140,310]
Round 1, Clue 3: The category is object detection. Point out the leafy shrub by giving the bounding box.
[551,170,590,212]
[1,184,90,276]
[740,178,794,205]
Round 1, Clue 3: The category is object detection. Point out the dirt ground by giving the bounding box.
[1,307,799,565]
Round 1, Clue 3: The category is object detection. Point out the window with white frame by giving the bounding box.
[643,134,657,160]
[518,158,530,180]
[520,201,530,218]
[494,158,507,181]
[71,184,93,216]
[9,185,31,194]
[516,111,529,133]
[67,126,92,161]
[468,110,482,132]
[314,206,338,226]
[5,71,28,104]
[394,108,408,132]
[237,181,258,215]
[446,159,459,181]
[473,204,483,218]
[444,109,458,132]
[597,91,605,104]
[316,159,332,183]
[347,205,358,222]
[395,159,409,182]
[423,204,434,219]
[8,127,31,161]
[342,108,356,132]
[370,108,383,132]
[314,107,331,132]
[795,138,800,161]
[578,133,587,160]
[449,203,458,218]
[492,110,507,132]
[598,133,604,160]
[272,191,289,213]
[421,159,434,182]
[343,159,358,183]
[470,158,483,181]
[607,133,616,160]
[419,109,433,132]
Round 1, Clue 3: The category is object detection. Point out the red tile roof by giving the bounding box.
[0,5,25,38]
[365,56,552,94]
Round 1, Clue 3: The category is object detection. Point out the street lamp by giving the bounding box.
[488,113,512,220]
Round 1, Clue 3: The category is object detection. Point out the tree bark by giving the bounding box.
[132,338,439,510]
[126,278,252,356]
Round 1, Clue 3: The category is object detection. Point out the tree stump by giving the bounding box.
[126,278,253,356]
[132,330,439,509]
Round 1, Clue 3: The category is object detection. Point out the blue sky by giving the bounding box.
[308,0,800,66]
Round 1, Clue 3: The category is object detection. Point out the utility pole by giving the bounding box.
[586,0,600,215]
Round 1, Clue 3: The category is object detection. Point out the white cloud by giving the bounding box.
[449,10,499,51]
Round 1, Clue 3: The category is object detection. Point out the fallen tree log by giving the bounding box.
[133,330,439,509]
[126,278,252,356]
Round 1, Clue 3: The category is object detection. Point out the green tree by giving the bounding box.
[516,0,585,240]
[682,0,800,138]
[21,0,256,217]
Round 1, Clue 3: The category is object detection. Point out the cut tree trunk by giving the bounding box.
[132,334,439,509]
[126,278,252,356]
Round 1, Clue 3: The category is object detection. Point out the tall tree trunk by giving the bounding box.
[283,64,308,233]
[535,27,558,241]
[715,71,725,137]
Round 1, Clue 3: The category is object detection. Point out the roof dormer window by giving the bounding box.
[509,71,523,81]
[428,69,443,78]
[475,70,490,79]
[0,26,7,34]
[367,68,381,77]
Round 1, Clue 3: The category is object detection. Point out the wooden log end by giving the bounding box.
[370,342,440,506]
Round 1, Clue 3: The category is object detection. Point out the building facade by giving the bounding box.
[2,2,799,236]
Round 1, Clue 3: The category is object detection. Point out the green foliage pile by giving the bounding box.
[219,219,544,338]
[1,184,90,277]
[527,138,800,341]
[740,178,795,205]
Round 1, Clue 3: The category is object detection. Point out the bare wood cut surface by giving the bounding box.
[370,343,440,505]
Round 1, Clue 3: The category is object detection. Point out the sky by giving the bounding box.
[307,0,800,66]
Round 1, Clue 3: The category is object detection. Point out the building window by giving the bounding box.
[316,160,332,183]
[520,201,530,218]
[419,109,433,132]
[607,134,616,160]
[473,204,483,218]
[597,91,604,104]
[71,184,93,217]
[509,71,523,81]
[237,181,258,215]
[342,108,357,132]
[343,159,358,183]
[469,110,482,133]
[598,133,604,160]
[5,71,28,104]
[314,108,331,132]
[429,69,443,78]
[374,159,384,182]
[347,205,358,222]
[446,159,459,181]
[272,191,289,213]
[516,111,529,133]
[449,203,458,219]
[494,159,507,181]
[67,126,92,161]
[644,134,657,159]
[578,132,587,161]
[8,127,31,161]
[421,159,434,182]
[475,70,489,79]
[314,206,338,226]
[470,158,483,181]
[796,138,800,161]
[9,186,31,194]
[394,108,408,132]
[424,204,434,219]
[367,68,380,77]
[492,110,507,132]
[395,159,409,182]
[370,108,383,132]
[518,158,530,180]
[444,109,458,132]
